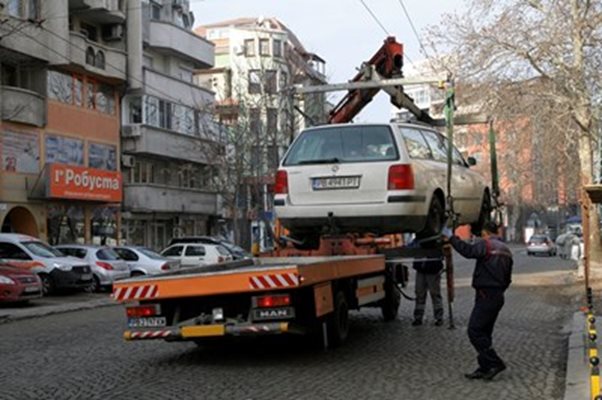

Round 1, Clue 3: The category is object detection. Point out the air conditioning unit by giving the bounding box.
[122,125,141,137]
[121,155,135,168]
[103,24,124,41]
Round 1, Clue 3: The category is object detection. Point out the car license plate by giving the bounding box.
[81,274,92,280]
[24,286,39,293]
[128,317,167,328]
[312,176,360,190]
[252,307,295,321]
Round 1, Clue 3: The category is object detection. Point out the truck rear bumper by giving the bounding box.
[124,322,295,341]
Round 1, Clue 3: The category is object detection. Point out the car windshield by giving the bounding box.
[283,125,398,166]
[96,248,121,260]
[21,241,64,258]
[216,245,231,256]
[137,247,165,260]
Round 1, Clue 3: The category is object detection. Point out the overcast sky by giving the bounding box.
[191,0,464,122]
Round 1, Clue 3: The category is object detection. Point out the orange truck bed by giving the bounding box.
[113,255,400,344]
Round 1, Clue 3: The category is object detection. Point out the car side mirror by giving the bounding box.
[467,156,477,166]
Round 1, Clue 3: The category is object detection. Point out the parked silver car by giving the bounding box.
[55,245,130,291]
[526,235,557,257]
[113,246,180,276]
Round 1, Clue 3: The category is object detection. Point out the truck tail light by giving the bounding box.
[161,263,170,271]
[255,294,291,308]
[388,164,414,190]
[274,170,288,194]
[96,261,113,270]
[126,304,160,318]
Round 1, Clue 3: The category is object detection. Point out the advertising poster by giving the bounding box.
[45,135,84,166]
[88,142,117,171]
[2,130,39,173]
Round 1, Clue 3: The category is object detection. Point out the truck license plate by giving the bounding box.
[128,317,167,328]
[312,176,360,190]
[252,307,295,321]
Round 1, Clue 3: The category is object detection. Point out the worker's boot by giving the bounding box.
[464,368,488,379]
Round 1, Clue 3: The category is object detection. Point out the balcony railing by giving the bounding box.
[146,20,214,68]
[69,31,126,81]
[1,86,46,127]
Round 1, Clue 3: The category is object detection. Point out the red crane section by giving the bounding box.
[328,37,404,124]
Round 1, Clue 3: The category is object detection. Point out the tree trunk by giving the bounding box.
[577,132,602,264]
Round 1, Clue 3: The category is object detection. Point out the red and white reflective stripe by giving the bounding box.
[113,285,159,301]
[249,272,298,289]
[130,330,172,339]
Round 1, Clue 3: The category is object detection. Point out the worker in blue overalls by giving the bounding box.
[411,238,444,327]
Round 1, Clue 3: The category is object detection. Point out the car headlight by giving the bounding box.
[53,263,73,272]
[0,275,15,285]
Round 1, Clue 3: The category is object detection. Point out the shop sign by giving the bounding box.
[47,163,122,202]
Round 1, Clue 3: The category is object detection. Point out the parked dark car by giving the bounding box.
[168,236,251,260]
[0,263,43,303]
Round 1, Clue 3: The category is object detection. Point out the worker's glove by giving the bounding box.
[441,227,453,239]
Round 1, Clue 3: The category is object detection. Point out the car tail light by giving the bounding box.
[126,304,160,318]
[388,164,414,190]
[218,256,225,263]
[96,261,113,270]
[161,263,170,271]
[274,170,288,194]
[255,294,291,308]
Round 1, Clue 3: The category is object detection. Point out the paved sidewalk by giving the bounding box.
[564,311,594,400]
[0,292,116,324]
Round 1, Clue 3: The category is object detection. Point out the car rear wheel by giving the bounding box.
[419,196,445,238]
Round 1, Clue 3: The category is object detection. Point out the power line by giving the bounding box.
[358,0,390,36]
[396,0,430,60]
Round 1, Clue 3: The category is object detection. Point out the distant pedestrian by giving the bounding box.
[444,221,513,381]
[411,239,444,326]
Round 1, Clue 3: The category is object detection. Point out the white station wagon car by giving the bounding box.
[274,123,490,248]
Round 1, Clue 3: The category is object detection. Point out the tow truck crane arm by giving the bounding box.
[328,36,435,125]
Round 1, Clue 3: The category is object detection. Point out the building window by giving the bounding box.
[265,70,277,94]
[7,0,21,17]
[267,108,278,136]
[273,39,282,58]
[259,39,270,56]
[89,142,117,170]
[87,82,95,109]
[159,99,171,129]
[178,66,193,82]
[1,64,17,87]
[95,83,115,115]
[74,77,83,106]
[27,0,40,20]
[48,70,73,104]
[279,70,288,91]
[249,108,261,135]
[150,1,161,20]
[267,145,279,170]
[86,47,96,66]
[95,51,105,69]
[143,55,153,69]
[248,70,261,94]
[81,23,98,42]
[129,97,142,123]
[244,39,255,57]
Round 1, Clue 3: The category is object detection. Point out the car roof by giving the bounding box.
[301,122,439,132]
[55,244,105,249]
[0,233,40,242]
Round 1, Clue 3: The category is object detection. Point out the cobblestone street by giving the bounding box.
[0,249,579,400]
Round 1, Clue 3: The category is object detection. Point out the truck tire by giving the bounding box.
[327,291,349,347]
[381,282,401,322]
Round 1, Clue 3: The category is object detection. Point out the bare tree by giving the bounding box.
[428,0,602,249]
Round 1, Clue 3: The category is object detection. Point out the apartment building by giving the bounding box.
[120,0,222,250]
[194,17,327,248]
[0,0,126,244]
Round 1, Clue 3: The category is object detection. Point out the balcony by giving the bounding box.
[69,0,126,23]
[1,86,46,127]
[144,69,213,107]
[121,124,223,165]
[146,21,214,68]
[69,31,126,81]
[124,184,218,215]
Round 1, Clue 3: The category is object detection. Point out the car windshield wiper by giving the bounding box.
[297,157,341,165]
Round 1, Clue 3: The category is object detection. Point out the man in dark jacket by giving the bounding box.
[446,221,513,381]
[412,239,444,326]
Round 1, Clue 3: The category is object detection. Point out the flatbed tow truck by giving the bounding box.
[113,37,461,347]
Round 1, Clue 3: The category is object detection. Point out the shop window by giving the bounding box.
[45,135,84,166]
[46,205,84,246]
[88,142,117,171]
[259,39,270,56]
[91,207,117,246]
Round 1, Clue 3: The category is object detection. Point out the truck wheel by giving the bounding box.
[381,282,401,322]
[327,291,349,347]
[40,274,53,296]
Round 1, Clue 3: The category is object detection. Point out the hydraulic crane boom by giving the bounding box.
[328,36,435,125]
